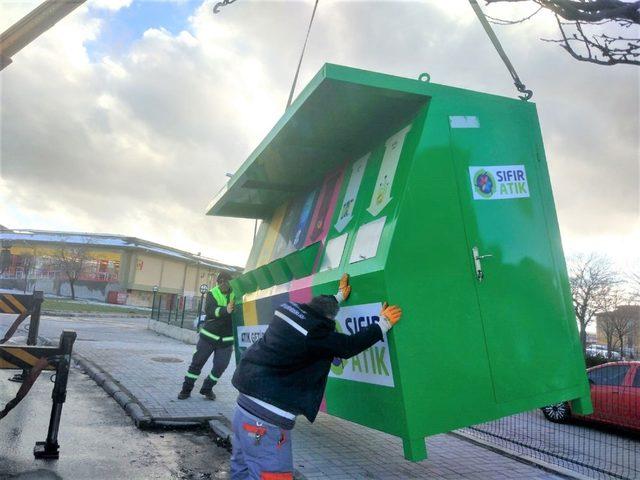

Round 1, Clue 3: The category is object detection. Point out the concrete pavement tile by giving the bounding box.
[16,315,574,480]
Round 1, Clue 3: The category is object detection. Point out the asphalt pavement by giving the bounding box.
[0,363,230,479]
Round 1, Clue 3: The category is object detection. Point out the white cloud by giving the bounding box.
[1,0,638,271]
[90,0,133,12]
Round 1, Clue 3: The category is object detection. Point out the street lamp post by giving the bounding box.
[0,246,11,274]
[151,285,159,320]
[197,283,208,331]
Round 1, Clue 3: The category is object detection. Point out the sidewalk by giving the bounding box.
[6,314,563,479]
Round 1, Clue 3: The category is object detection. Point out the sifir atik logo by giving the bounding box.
[469,165,530,200]
[473,170,495,198]
[329,303,395,388]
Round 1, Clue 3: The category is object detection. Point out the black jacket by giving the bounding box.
[232,301,383,423]
[200,288,233,342]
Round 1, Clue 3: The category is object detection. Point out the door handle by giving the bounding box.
[473,246,493,282]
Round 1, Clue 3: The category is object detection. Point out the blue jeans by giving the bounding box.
[231,405,293,480]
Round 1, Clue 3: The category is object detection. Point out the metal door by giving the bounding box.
[449,106,577,403]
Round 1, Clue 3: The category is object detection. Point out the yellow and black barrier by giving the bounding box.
[0,292,32,314]
[0,344,57,371]
[0,330,76,459]
[0,291,44,383]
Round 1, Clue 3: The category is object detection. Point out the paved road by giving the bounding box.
[1,313,563,479]
[0,363,230,479]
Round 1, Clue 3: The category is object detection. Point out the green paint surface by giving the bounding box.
[210,64,592,461]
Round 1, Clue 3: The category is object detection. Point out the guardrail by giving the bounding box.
[150,294,201,331]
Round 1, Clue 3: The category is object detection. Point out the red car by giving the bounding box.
[542,361,640,432]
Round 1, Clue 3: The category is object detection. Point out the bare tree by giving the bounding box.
[0,246,11,275]
[569,253,619,351]
[597,287,624,357]
[18,253,35,293]
[610,305,639,357]
[50,244,91,300]
[485,1,640,66]
[598,313,619,356]
[629,272,640,302]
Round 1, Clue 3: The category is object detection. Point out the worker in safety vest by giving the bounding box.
[178,271,235,400]
[230,274,402,479]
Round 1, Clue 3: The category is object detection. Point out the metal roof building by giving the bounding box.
[0,229,241,307]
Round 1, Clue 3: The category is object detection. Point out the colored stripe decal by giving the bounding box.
[256,202,288,267]
[303,168,345,247]
[208,374,218,381]
[186,372,199,379]
[242,300,258,327]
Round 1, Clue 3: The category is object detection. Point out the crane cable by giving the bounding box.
[286,0,320,110]
[213,0,320,110]
[468,0,533,101]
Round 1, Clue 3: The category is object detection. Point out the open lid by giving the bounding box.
[206,64,430,219]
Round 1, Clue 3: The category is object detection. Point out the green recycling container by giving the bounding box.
[206,64,592,461]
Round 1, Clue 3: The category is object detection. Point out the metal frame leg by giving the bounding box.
[34,330,76,460]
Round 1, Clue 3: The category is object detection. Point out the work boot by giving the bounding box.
[178,390,191,400]
[200,389,216,401]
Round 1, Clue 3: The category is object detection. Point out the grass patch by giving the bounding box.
[43,298,148,314]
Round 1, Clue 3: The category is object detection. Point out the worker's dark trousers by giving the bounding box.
[182,337,233,393]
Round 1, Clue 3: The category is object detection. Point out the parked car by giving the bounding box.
[541,361,640,432]
[585,345,622,360]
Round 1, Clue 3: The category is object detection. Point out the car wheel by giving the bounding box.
[541,402,571,423]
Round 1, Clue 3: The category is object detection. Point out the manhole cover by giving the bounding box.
[150,356,183,363]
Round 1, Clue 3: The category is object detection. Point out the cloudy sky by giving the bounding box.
[0,0,638,270]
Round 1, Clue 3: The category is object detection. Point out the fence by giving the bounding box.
[461,362,639,479]
[150,293,203,331]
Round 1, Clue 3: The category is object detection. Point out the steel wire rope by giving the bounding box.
[286,0,320,110]
[468,0,533,100]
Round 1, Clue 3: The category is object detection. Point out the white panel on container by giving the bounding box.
[349,217,386,264]
[449,116,480,128]
[320,233,348,272]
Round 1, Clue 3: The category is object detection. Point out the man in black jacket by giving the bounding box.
[178,271,235,401]
[230,274,402,479]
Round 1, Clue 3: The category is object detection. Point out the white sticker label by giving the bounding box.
[328,303,395,388]
[367,125,411,217]
[449,116,480,128]
[335,154,368,233]
[468,165,530,200]
[237,324,268,352]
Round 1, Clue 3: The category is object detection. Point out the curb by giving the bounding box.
[209,418,233,450]
[38,335,154,428]
[72,353,153,428]
[43,311,149,318]
[38,334,221,432]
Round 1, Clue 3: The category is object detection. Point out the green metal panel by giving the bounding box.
[253,265,274,290]
[284,242,322,279]
[266,257,293,285]
[212,64,592,462]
